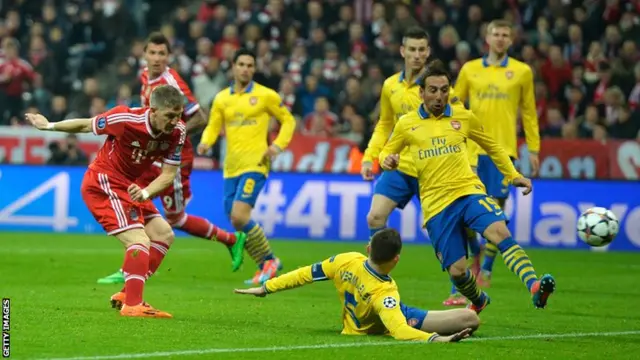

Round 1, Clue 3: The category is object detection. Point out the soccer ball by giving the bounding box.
[576,207,619,247]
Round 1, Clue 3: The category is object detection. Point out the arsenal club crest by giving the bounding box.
[451,120,461,130]
[249,96,258,105]
[505,70,514,79]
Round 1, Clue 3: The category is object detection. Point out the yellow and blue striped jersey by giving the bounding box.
[263,252,437,341]
[380,104,522,224]
[454,57,539,166]
[200,81,296,178]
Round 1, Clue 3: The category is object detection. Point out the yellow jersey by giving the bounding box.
[454,57,539,166]
[380,104,522,224]
[362,70,460,178]
[200,81,296,178]
[263,252,437,341]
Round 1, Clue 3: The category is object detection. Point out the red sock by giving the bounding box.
[148,240,170,278]
[122,244,149,306]
[180,214,236,246]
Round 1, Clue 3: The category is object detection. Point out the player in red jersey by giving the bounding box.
[24,85,195,318]
[97,32,245,285]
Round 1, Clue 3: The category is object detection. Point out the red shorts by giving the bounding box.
[137,162,193,215]
[81,169,161,235]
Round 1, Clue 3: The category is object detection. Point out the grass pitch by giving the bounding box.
[2,233,640,359]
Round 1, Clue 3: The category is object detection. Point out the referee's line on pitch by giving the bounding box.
[36,330,640,360]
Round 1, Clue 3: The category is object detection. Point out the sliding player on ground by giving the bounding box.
[198,48,296,285]
[380,61,555,313]
[25,85,187,318]
[97,32,245,285]
[236,228,476,342]
[454,20,540,287]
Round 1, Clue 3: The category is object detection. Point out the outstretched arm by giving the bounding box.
[25,113,92,133]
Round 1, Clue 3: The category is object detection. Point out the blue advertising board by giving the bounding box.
[1,165,639,251]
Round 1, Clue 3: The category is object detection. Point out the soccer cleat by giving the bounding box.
[531,274,556,309]
[110,291,126,310]
[244,258,282,285]
[228,232,246,272]
[443,294,468,306]
[97,270,125,284]
[466,293,490,314]
[477,271,491,288]
[120,302,172,318]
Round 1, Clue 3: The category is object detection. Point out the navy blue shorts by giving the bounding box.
[373,170,419,209]
[223,172,267,216]
[476,155,514,199]
[400,302,428,329]
[427,194,507,270]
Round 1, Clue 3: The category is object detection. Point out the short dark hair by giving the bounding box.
[145,32,172,53]
[370,228,402,264]
[402,26,430,45]
[233,48,256,64]
[420,59,451,88]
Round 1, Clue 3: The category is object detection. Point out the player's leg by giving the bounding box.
[80,171,170,317]
[225,173,277,284]
[476,155,510,287]
[443,228,482,306]
[466,194,556,309]
[402,306,480,336]
[143,215,175,279]
[164,166,245,271]
[426,204,489,314]
[366,170,414,238]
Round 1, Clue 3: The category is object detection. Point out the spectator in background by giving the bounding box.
[303,96,337,137]
[47,134,88,166]
[0,37,35,124]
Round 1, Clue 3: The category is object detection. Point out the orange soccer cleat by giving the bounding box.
[110,291,126,310]
[120,302,173,318]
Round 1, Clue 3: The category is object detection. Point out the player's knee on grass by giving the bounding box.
[144,217,175,246]
[421,308,479,335]
[115,228,151,248]
[482,221,511,246]
[447,257,468,278]
[230,201,252,230]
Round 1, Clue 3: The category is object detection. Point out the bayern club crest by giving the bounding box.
[249,96,258,105]
[451,120,461,130]
[505,70,514,79]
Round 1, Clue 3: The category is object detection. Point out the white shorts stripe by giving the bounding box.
[172,170,184,212]
[97,173,128,229]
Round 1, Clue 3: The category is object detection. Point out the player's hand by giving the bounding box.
[263,145,282,162]
[529,153,540,177]
[197,143,211,156]
[25,113,51,130]
[381,154,399,170]
[361,161,374,181]
[128,184,147,202]
[512,177,532,195]
[234,287,267,297]
[431,328,473,343]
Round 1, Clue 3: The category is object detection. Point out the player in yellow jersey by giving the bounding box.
[454,20,541,287]
[198,49,296,285]
[380,60,555,313]
[235,228,477,342]
[361,27,483,307]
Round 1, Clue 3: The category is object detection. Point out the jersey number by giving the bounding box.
[344,291,361,328]
[479,197,503,215]
[242,178,255,195]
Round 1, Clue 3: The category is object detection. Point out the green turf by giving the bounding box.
[1,233,640,359]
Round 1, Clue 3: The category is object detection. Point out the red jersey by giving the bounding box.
[140,67,199,164]
[0,58,36,96]
[89,105,186,183]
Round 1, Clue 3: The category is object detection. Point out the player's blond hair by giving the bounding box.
[149,85,184,110]
[487,20,513,35]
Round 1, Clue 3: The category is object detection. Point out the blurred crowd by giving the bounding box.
[0,0,639,165]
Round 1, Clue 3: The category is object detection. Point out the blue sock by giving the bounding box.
[451,269,485,306]
[242,220,274,269]
[498,237,538,291]
[369,227,385,239]
[449,281,458,296]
